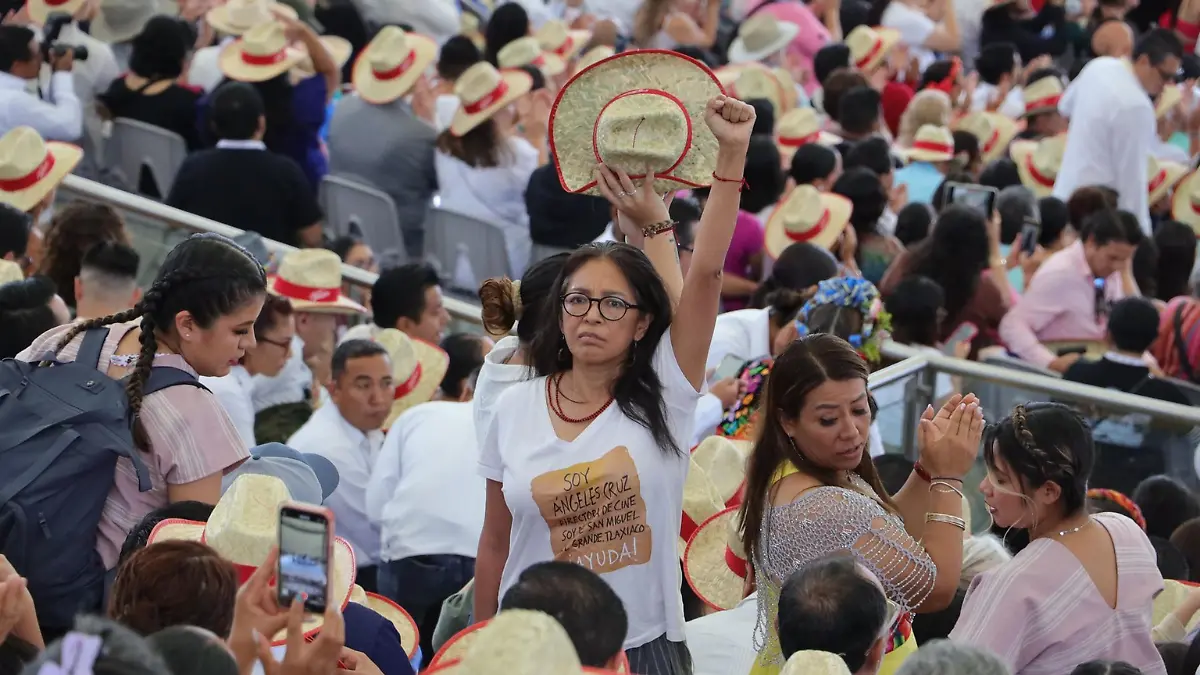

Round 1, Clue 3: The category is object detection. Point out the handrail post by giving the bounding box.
[901,366,936,460]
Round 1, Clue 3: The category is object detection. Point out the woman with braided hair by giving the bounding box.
[17,233,264,572]
[950,402,1166,675]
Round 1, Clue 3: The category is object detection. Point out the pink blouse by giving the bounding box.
[19,321,249,569]
[751,0,831,95]
[950,513,1167,675]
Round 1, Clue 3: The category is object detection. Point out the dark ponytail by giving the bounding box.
[748,242,840,310]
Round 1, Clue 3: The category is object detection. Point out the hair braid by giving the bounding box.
[1010,404,1041,458]
[52,306,144,356]
[125,270,193,451]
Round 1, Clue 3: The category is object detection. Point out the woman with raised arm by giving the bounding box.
[473,50,754,675]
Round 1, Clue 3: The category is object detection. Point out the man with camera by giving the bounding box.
[0,23,82,141]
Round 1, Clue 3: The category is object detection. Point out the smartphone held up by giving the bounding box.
[277,502,334,614]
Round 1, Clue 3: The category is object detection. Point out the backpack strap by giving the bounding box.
[143,366,210,396]
[75,327,111,367]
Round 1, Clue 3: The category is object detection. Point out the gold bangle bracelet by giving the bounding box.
[926,513,966,530]
[930,480,965,499]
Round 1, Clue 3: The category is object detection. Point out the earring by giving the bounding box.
[557,334,568,363]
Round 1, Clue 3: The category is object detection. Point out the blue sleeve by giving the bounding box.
[292,76,330,132]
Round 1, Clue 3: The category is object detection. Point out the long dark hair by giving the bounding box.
[437,120,511,169]
[529,243,678,455]
[983,402,1094,520]
[739,334,895,566]
[749,242,839,312]
[55,233,267,450]
[905,205,989,329]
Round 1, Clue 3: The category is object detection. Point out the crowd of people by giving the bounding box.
[1,0,1200,674]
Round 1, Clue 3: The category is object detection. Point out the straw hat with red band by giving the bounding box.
[535,20,591,60]
[846,26,901,73]
[219,21,307,83]
[550,49,724,196]
[432,610,633,672]
[1148,156,1188,205]
[575,45,613,72]
[692,436,750,505]
[679,457,729,557]
[775,107,842,161]
[269,249,368,314]
[349,585,420,661]
[954,111,1018,164]
[499,36,566,77]
[26,0,86,28]
[765,185,853,256]
[1170,169,1200,233]
[0,126,81,213]
[1021,76,1064,118]
[897,124,956,163]
[1010,133,1066,198]
[352,26,438,104]
[716,62,791,115]
[147,474,356,646]
[728,13,800,64]
[682,505,749,611]
[425,610,626,674]
[450,62,533,137]
[207,0,297,36]
[292,36,352,81]
[373,328,449,429]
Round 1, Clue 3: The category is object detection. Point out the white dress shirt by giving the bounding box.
[186,37,236,93]
[971,83,1026,119]
[0,69,80,141]
[685,594,759,675]
[367,401,486,562]
[252,335,312,412]
[1053,57,1157,233]
[353,0,460,43]
[288,402,384,566]
[202,364,256,449]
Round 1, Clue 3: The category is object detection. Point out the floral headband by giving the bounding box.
[1086,488,1147,531]
[794,277,892,362]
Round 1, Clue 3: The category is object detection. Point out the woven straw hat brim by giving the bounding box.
[220,39,308,83]
[764,191,852,258]
[148,518,357,646]
[28,0,87,26]
[714,63,790,114]
[450,69,534,137]
[90,0,178,43]
[0,141,81,213]
[897,145,955,164]
[428,622,629,674]
[550,49,724,196]
[956,112,1019,164]
[553,30,592,59]
[352,32,438,105]
[1171,169,1200,233]
[384,338,450,429]
[365,593,420,660]
[682,507,744,612]
[855,28,901,72]
[1010,140,1055,198]
[207,2,298,36]
[727,21,800,64]
[778,130,842,161]
[532,52,567,77]
[1150,161,1188,206]
[292,36,352,80]
[267,275,367,315]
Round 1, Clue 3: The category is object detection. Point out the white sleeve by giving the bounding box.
[690,393,725,447]
[367,427,402,524]
[21,72,82,141]
[478,390,507,481]
[882,4,936,49]
[1112,103,1156,234]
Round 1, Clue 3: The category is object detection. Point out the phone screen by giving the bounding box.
[713,354,745,381]
[1019,222,1040,256]
[947,182,998,217]
[941,322,978,355]
[278,506,331,613]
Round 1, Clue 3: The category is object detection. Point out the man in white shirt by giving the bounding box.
[1053,29,1184,234]
[288,339,393,592]
[971,43,1026,119]
[685,594,759,675]
[0,25,81,141]
[352,0,460,43]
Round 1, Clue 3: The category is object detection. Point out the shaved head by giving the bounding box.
[1092,21,1134,57]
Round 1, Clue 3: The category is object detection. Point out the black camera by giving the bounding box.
[41,12,88,62]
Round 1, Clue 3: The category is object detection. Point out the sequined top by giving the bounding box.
[753,474,936,666]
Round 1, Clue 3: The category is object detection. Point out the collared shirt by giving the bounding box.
[685,594,758,675]
[367,401,485,561]
[1053,57,1156,233]
[252,335,313,412]
[202,364,257,449]
[998,240,1130,367]
[0,69,81,141]
[288,401,384,565]
[215,139,267,151]
[893,161,945,206]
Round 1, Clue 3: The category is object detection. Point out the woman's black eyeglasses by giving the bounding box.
[561,292,640,321]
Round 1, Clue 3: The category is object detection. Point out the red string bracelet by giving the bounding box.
[712,171,748,192]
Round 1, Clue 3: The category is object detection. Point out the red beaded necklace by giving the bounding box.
[546,373,614,424]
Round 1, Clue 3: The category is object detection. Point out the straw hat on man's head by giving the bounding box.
[374,328,449,429]
[499,36,566,77]
[219,21,307,83]
[352,26,438,104]
[1149,156,1188,206]
[291,35,351,81]
[846,25,901,72]
[1021,76,1064,117]
[535,19,591,60]
[26,0,86,26]
[717,62,791,115]
[426,610,623,674]
[207,0,297,36]
[550,50,724,196]
[954,111,1018,164]
[765,185,853,256]
[0,126,81,213]
[775,107,841,161]
[268,249,367,314]
[1171,169,1200,233]
[90,0,178,44]
[1010,133,1067,197]
[728,13,799,64]
[898,124,955,163]
[147,474,356,645]
[449,62,533,137]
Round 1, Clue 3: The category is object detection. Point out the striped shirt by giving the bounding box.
[19,321,249,569]
[950,513,1166,675]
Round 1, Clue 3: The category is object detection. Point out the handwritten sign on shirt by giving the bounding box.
[531,446,652,573]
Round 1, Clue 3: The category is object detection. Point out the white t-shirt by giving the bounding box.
[881,2,937,71]
[479,329,700,648]
[705,308,771,373]
[473,335,529,447]
[970,83,1026,119]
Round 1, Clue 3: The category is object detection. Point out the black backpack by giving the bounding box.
[0,327,207,631]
